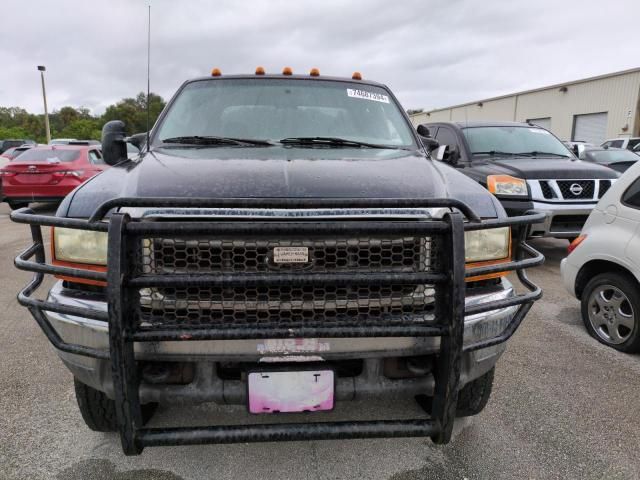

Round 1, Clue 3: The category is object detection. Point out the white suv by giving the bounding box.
[561,161,640,352]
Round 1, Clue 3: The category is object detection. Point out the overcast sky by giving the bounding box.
[1,0,639,115]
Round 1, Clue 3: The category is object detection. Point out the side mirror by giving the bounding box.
[416,123,439,152]
[434,145,448,161]
[101,120,128,166]
[434,144,460,165]
[576,144,586,159]
[127,132,147,151]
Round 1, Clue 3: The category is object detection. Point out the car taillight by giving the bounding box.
[0,170,16,177]
[52,170,84,178]
[568,235,587,254]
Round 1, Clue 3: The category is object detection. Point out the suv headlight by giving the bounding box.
[465,227,511,263]
[487,175,528,196]
[53,227,108,265]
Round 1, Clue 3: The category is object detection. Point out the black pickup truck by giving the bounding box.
[417,121,619,240]
[11,71,543,454]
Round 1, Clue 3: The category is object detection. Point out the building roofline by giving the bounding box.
[411,66,640,117]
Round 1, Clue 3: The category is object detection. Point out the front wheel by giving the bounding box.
[581,272,640,353]
[74,378,157,432]
[455,367,494,417]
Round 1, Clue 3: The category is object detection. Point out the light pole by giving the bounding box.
[37,65,51,144]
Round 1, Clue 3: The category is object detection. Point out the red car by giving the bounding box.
[0,145,108,210]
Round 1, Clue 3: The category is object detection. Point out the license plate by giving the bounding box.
[272,246,309,263]
[248,370,334,413]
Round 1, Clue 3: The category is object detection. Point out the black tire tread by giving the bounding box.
[74,378,118,432]
[456,367,494,417]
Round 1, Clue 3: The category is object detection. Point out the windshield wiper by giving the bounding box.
[279,136,399,149]
[160,136,274,147]
[514,151,571,158]
[471,150,523,157]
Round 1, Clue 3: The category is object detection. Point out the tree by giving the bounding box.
[0,92,166,143]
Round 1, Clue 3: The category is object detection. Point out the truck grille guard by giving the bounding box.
[11,197,545,455]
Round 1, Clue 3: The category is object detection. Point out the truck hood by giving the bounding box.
[60,146,500,218]
[470,157,619,180]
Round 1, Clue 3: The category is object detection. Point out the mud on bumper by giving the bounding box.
[11,197,544,454]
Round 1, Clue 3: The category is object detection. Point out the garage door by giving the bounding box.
[573,112,608,144]
[527,117,551,130]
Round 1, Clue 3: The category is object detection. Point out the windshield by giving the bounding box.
[14,149,81,163]
[463,126,571,157]
[154,78,416,148]
[587,149,639,163]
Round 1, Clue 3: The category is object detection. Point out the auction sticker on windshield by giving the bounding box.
[347,88,390,103]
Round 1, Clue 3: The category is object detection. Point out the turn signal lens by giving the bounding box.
[211,68,222,76]
[282,66,293,75]
[352,71,362,80]
[255,66,265,75]
[310,68,320,76]
[568,234,587,254]
[487,175,528,196]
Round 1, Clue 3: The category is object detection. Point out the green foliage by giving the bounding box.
[0,92,166,143]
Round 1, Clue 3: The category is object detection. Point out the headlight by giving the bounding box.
[465,227,510,263]
[53,228,108,265]
[487,175,528,196]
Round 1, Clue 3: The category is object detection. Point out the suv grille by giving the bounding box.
[136,235,439,329]
[557,180,594,199]
[598,180,612,198]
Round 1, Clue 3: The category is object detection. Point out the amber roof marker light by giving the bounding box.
[352,71,362,80]
[310,68,320,77]
[255,66,265,75]
[211,68,222,77]
[282,66,293,75]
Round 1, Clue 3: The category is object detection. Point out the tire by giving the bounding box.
[414,368,495,418]
[7,200,28,210]
[73,378,157,432]
[455,367,494,417]
[581,272,640,353]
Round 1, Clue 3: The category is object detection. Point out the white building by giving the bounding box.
[409,67,640,145]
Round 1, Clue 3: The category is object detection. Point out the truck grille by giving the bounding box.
[535,179,613,201]
[556,180,594,199]
[135,235,439,329]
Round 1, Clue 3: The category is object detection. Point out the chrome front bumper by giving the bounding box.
[528,201,595,239]
[45,279,518,403]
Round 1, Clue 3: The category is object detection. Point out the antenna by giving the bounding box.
[146,4,151,149]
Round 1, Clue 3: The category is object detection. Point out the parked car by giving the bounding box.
[50,139,101,146]
[561,160,640,352]
[0,138,36,154]
[0,144,107,209]
[421,121,619,240]
[0,144,35,161]
[601,137,640,151]
[580,146,639,173]
[9,70,544,454]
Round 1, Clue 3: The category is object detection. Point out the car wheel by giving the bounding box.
[455,367,494,417]
[74,378,157,432]
[7,201,29,210]
[581,272,640,353]
[414,367,495,418]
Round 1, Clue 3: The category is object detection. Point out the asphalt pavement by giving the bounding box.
[1,202,639,479]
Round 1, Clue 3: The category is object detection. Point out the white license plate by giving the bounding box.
[273,246,309,263]
[248,370,334,413]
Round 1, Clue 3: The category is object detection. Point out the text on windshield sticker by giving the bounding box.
[347,88,390,103]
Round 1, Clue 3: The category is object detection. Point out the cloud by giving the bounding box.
[1,0,638,114]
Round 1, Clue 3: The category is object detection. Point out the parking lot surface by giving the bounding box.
[1,202,639,480]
